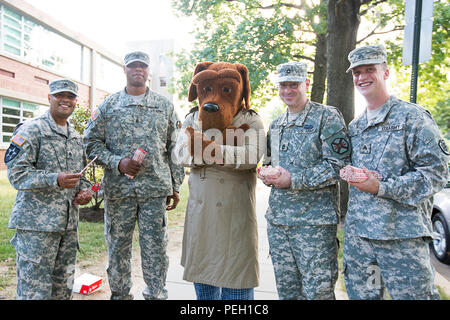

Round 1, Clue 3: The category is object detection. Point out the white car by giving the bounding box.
[431,178,450,265]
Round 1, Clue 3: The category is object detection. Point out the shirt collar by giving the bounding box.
[280,100,312,127]
[356,95,396,130]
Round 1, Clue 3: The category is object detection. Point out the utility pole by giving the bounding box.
[402,0,434,103]
[410,0,423,103]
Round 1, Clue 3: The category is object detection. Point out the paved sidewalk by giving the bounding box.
[76,179,449,300]
[129,180,279,300]
[129,180,350,300]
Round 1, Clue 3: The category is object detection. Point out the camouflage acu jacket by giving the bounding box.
[6,111,90,232]
[264,101,351,226]
[346,96,449,240]
[83,88,185,199]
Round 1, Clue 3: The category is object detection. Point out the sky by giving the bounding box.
[23,0,196,56]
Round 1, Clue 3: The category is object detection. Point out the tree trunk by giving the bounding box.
[326,0,362,125]
[326,0,363,218]
[310,33,327,104]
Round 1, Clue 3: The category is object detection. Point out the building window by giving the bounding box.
[0,4,83,81]
[160,77,167,88]
[1,97,46,146]
[96,54,123,93]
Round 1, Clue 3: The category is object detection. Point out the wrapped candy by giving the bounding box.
[258,165,282,179]
[126,148,147,179]
[340,165,382,183]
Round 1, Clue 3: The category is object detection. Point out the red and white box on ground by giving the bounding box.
[73,273,102,295]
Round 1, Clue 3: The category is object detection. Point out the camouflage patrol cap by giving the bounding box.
[346,44,387,73]
[275,61,308,83]
[124,51,150,67]
[49,79,78,96]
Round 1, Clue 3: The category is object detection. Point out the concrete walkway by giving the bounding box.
[75,179,449,300]
[129,180,279,300]
[129,180,350,300]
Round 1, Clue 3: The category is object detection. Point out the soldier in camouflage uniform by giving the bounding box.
[84,51,185,300]
[5,79,92,299]
[343,44,449,299]
[261,62,351,299]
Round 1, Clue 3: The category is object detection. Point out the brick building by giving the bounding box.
[0,0,124,169]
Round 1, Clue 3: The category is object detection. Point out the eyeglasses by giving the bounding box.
[279,83,300,89]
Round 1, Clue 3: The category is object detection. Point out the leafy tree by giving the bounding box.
[172,0,328,112]
[171,0,448,129]
[70,104,104,209]
[171,0,449,216]
[384,0,449,138]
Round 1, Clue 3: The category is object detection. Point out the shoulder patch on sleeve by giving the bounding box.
[4,144,21,163]
[91,109,99,121]
[331,136,350,155]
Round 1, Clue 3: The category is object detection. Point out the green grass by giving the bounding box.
[337,225,346,293]
[438,286,450,300]
[2,170,449,300]
[0,170,189,264]
[168,179,189,229]
[76,176,189,264]
[0,169,189,297]
[0,170,17,263]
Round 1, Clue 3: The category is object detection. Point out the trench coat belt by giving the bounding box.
[190,166,256,180]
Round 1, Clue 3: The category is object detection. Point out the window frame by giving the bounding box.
[0,97,46,148]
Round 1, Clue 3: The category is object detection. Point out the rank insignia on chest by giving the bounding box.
[361,143,371,154]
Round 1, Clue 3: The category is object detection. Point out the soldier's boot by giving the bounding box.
[110,292,134,300]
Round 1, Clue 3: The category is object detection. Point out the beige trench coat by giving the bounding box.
[174,109,265,288]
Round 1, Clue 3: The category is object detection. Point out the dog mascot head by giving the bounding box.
[188,62,251,132]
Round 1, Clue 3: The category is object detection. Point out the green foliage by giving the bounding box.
[172,0,449,130]
[0,171,17,262]
[70,104,91,136]
[69,104,104,209]
[0,171,189,264]
[383,1,450,136]
[171,0,325,110]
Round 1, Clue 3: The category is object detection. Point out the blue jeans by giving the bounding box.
[194,283,254,300]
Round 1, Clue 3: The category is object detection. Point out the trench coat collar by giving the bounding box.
[192,108,247,132]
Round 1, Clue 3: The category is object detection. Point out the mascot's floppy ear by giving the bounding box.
[235,63,251,110]
[188,61,215,102]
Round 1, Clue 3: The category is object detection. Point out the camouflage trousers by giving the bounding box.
[10,229,78,300]
[267,222,338,300]
[343,224,440,300]
[104,196,169,300]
